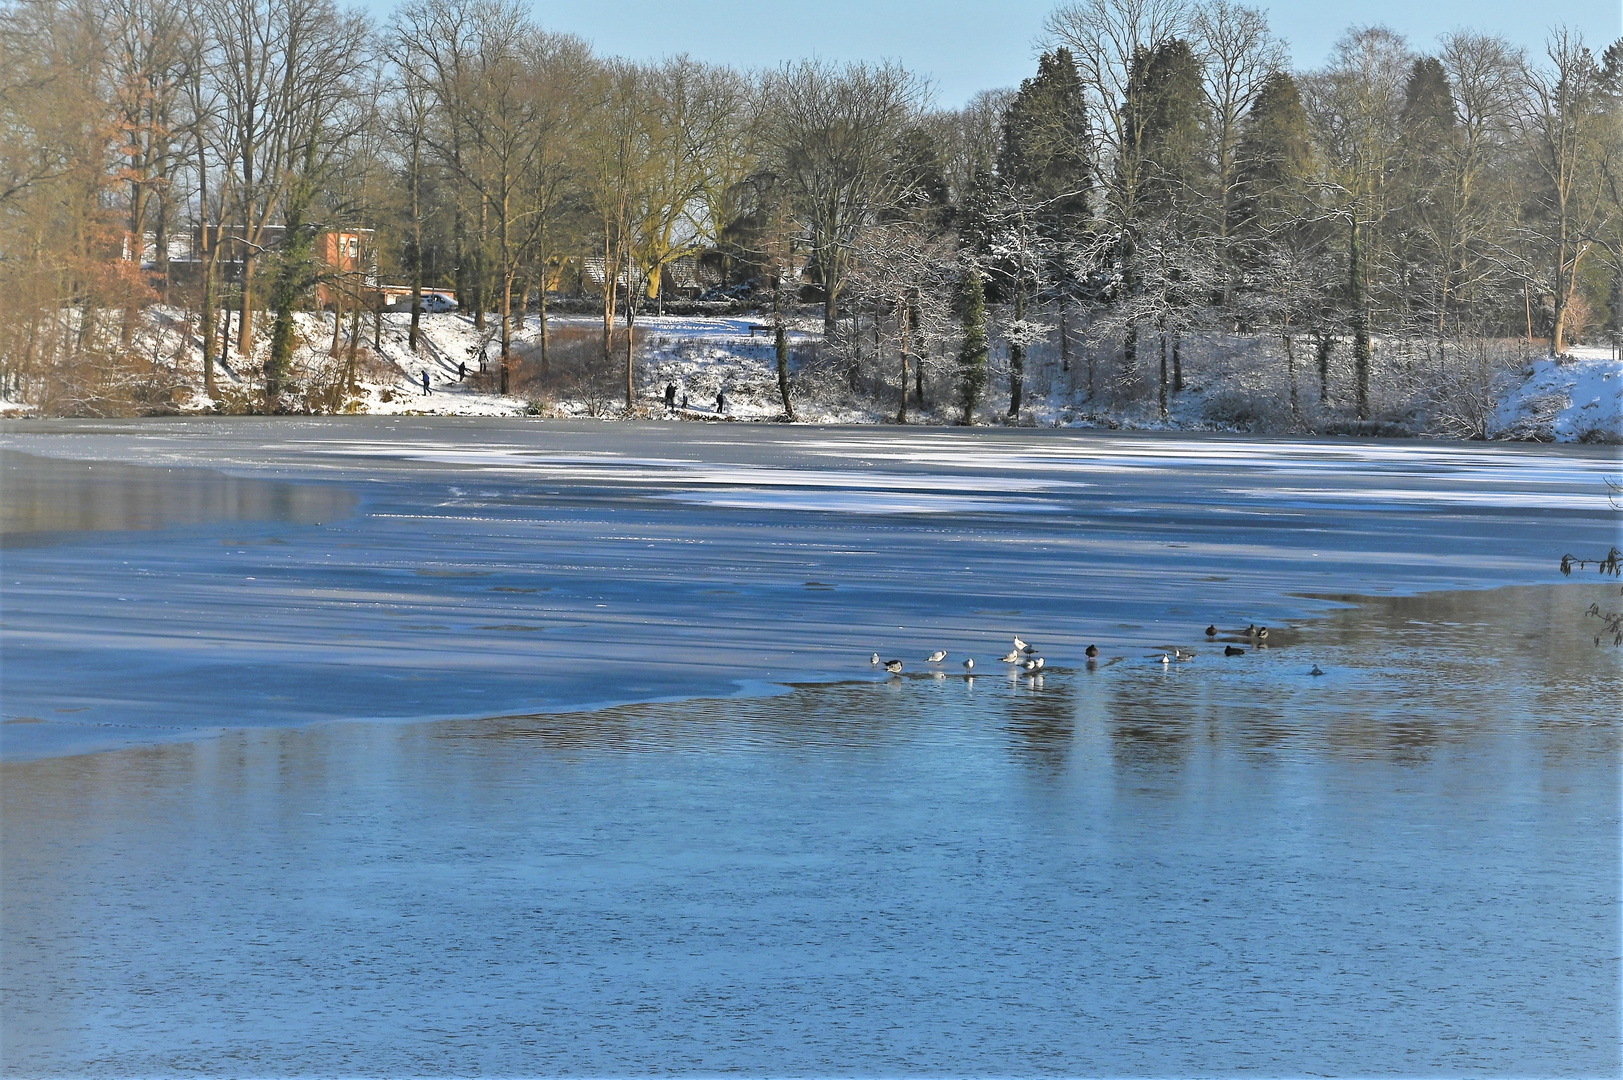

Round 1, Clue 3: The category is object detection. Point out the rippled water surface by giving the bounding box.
[3,583,1618,1076]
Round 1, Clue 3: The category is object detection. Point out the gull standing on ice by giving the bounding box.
[962,658,975,672]
[870,653,881,665]
[927,650,947,663]
[1001,650,1021,664]
[883,659,904,673]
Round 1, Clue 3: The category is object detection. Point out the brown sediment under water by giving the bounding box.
[0,448,355,543]
[1,580,1616,1076]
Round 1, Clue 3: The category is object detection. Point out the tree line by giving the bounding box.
[0,0,1617,419]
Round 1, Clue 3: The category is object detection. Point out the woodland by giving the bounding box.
[0,0,1618,426]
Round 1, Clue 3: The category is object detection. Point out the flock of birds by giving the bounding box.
[870,623,1328,677]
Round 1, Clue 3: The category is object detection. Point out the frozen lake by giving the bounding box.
[1,419,1618,1074]
[0,419,1616,758]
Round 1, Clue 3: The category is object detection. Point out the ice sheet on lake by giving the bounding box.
[0,419,1614,759]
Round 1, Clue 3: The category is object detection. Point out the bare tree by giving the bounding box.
[395,0,584,394]
[850,220,955,422]
[104,0,193,338]
[205,0,368,394]
[580,57,655,409]
[1044,0,1192,170]
[757,59,929,337]
[1523,28,1611,355]
[1429,32,1526,341]
[1192,0,1285,306]
[1303,25,1413,418]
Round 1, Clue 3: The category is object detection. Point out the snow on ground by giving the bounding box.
[17,305,1620,440]
[1489,346,1623,443]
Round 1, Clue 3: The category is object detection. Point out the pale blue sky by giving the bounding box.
[508,0,1623,106]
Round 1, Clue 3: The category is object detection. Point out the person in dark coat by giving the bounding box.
[421,370,431,395]
[458,361,466,381]
[665,382,676,411]
[715,388,726,413]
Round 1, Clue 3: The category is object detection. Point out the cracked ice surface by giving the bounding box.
[0,418,1614,759]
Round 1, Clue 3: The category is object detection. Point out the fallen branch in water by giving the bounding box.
[1585,602,1623,647]
[1559,547,1621,577]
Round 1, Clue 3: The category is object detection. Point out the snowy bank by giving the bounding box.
[1490,348,1623,443]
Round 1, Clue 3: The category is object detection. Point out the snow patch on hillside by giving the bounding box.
[1489,348,1622,443]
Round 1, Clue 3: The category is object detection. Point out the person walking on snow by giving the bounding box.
[458,361,466,381]
[421,370,431,395]
[665,382,676,411]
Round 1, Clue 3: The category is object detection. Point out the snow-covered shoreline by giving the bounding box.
[8,308,1620,442]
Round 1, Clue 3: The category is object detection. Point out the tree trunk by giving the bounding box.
[537,251,550,378]
[499,195,512,397]
[330,285,345,356]
[345,296,361,394]
[473,200,488,331]
[1171,332,1183,393]
[1349,214,1371,419]
[601,235,616,364]
[200,229,218,399]
[1158,333,1168,417]
[408,135,423,354]
[1284,332,1298,417]
[1316,332,1332,406]
[1059,309,1070,373]
[774,275,793,421]
[896,295,910,424]
[219,303,232,368]
[623,247,636,412]
[236,259,254,356]
[1007,286,1024,419]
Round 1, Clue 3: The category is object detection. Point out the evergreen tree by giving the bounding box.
[1120,39,1208,216]
[891,124,954,227]
[1232,71,1325,413]
[1393,57,1459,338]
[1116,38,1207,400]
[990,49,1092,417]
[1231,71,1312,235]
[956,262,989,424]
[997,49,1090,226]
